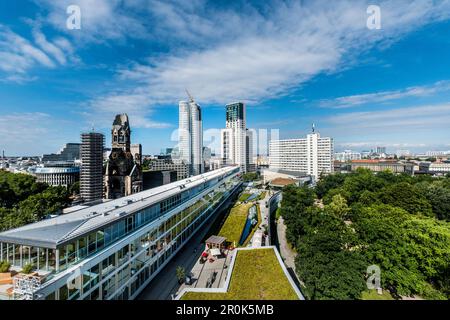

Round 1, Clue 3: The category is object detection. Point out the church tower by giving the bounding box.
[104,114,143,199]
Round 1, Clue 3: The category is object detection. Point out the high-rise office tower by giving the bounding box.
[178,93,203,176]
[80,132,104,203]
[221,102,254,173]
[269,126,333,181]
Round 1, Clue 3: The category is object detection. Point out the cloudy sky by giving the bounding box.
[1,0,450,156]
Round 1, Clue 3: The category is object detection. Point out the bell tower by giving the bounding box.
[111,114,131,151]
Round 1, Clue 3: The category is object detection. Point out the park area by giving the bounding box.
[181,248,300,300]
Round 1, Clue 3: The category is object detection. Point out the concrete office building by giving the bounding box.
[142,170,177,190]
[80,132,104,203]
[42,143,81,162]
[0,166,241,300]
[269,126,333,181]
[146,158,189,181]
[178,94,203,176]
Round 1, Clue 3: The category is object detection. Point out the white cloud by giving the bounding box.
[36,0,148,43]
[19,0,450,135]
[105,0,450,108]
[0,24,76,82]
[324,103,450,133]
[86,92,172,129]
[319,81,450,108]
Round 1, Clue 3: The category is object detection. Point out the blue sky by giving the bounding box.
[1,0,450,156]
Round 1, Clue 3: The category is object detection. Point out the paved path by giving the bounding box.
[276,216,296,272]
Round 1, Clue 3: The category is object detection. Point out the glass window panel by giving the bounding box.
[88,233,97,254]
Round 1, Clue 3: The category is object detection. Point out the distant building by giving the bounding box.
[419,162,450,174]
[145,158,189,181]
[262,168,312,188]
[104,114,143,199]
[396,150,412,157]
[269,126,333,181]
[376,146,386,154]
[42,143,80,162]
[178,93,204,176]
[203,147,212,172]
[246,129,255,173]
[143,170,177,190]
[351,160,414,175]
[130,144,142,165]
[80,132,104,203]
[35,162,80,188]
[220,102,254,173]
[426,150,450,157]
[334,150,362,162]
[256,155,270,168]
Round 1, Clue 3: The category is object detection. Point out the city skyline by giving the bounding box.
[1,1,450,156]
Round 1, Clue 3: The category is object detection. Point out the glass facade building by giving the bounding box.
[0,166,241,300]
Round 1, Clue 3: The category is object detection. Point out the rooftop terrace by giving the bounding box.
[179,247,303,300]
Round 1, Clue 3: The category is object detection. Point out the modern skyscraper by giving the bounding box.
[178,93,203,176]
[269,126,333,181]
[80,132,104,203]
[220,102,254,173]
[104,114,143,199]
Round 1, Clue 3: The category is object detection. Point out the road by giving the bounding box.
[137,196,236,300]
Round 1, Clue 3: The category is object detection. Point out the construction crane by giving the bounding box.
[185,89,195,103]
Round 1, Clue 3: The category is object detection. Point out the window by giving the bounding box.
[88,233,97,254]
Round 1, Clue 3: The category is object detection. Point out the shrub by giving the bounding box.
[22,263,34,274]
[0,261,11,273]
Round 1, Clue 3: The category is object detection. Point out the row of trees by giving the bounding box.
[280,169,450,300]
[0,170,72,232]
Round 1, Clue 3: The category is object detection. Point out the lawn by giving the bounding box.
[218,203,253,245]
[182,248,299,300]
[361,290,394,300]
[238,193,252,202]
[258,191,267,201]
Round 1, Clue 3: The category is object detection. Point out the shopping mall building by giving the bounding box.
[0,166,241,300]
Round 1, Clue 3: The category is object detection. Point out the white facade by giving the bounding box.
[190,102,203,176]
[220,102,253,173]
[269,131,333,180]
[429,162,450,173]
[178,102,191,166]
[178,99,203,176]
[334,150,362,162]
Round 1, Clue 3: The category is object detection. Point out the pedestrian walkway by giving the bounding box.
[276,216,296,272]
